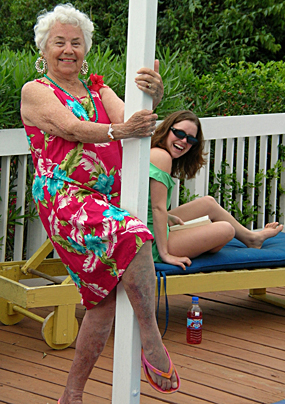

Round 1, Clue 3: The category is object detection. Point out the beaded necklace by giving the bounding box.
[44,74,98,123]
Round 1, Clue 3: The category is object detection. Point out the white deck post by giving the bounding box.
[112,1,158,403]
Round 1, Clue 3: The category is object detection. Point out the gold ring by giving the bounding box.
[148,83,152,89]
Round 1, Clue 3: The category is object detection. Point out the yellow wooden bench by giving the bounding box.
[156,265,285,308]
[0,239,80,350]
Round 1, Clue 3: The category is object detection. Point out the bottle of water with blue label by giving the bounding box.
[187,296,202,344]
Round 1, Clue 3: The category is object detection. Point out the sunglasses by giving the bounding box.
[170,126,198,145]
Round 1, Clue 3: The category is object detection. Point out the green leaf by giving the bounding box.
[52,235,84,255]
[60,143,84,177]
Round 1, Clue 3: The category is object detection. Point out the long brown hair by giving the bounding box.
[151,110,207,179]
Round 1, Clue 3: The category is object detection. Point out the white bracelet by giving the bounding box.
[107,123,115,141]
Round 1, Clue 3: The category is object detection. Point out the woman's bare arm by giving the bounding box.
[21,81,157,143]
[99,86,125,124]
[150,148,191,269]
[150,178,171,259]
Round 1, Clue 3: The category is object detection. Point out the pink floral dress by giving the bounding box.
[23,76,153,309]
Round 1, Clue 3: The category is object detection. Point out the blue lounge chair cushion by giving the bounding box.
[155,232,285,337]
[155,232,285,275]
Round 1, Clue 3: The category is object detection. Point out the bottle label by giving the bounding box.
[187,318,203,329]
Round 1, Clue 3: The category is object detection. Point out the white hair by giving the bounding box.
[34,3,94,54]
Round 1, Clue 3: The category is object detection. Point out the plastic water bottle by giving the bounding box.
[187,296,202,344]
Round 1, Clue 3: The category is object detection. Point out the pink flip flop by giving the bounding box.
[141,345,180,394]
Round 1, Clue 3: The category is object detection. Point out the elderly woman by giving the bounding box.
[21,4,180,403]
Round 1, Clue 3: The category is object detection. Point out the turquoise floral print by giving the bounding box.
[103,205,130,221]
[26,135,31,146]
[67,236,87,254]
[47,165,73,196]
[84,234,107,257]
[47,177,64,196]
[67,99,89,121]
[32,175,46,203]
[53,165,72,182]
[66,266,82,288]
[93,173,114,200]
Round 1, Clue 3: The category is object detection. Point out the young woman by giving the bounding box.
[148,110,283,270]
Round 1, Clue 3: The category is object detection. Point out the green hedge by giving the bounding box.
[1,48,285,129]
[185,59,285,117]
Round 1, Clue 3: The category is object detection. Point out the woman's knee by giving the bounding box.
[137,239,153,256]
[122,239,155,283]
[213,220,235,241]
[89,288,117,318]
[222,221,235,241]
[204,195,218,206]
[198,195,218,211]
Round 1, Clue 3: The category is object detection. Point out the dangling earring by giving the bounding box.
[35,53,48,74]
[80,59,88,75]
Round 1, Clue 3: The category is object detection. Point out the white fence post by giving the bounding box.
[0,156,11,262]
[112,1,158,403]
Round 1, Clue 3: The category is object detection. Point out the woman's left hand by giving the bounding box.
[168,214,184,227]
[135,59,164,109]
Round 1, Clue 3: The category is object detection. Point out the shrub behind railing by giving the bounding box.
[2,48,285,128]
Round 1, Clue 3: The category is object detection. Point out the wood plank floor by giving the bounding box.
[1,288,285,404]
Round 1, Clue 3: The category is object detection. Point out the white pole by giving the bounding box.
[112,1,158,403]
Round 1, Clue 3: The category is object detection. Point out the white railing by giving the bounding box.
[0,128,47,262]
[1,113,285,262]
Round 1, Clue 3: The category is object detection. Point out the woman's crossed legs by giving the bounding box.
[59,241,177,404]
[169,195,283,258]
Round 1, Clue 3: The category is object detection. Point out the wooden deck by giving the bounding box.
[1,288,285,404]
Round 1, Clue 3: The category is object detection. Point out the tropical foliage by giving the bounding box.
[1,0,285,74]
[1,47,285,129]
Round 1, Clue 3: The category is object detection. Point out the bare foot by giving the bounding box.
[265,222,283,229]
[245,222,283,249]
[142,345,179,391]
